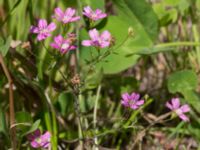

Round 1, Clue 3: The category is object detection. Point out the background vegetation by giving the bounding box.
[0,0,200,149]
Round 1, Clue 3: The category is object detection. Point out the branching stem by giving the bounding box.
[0,54,16,150]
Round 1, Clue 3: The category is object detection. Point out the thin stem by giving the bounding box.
[131,112,172,149]
[41,41,56,58]
[58,70,85,144]
[44,90,58,150]
[113,34,130,50]
[74,93,85,139]
[93,85,101,150]
[0,54,16,150]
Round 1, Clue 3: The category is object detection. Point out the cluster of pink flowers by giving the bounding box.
[30,6,111,54]
[27,129,51,149]
[121,92,191,122]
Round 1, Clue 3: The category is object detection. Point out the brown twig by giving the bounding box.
[131,112,172,149]
[0,54,16,149]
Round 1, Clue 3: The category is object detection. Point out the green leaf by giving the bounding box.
[183,91,200,112]
[83,68,103,90]
[57,92,74,116]
[15,111,32,124]
[123,0,158,41]
[80,0,158,74]
[153,3,178,26]
[15,111,33,133]
[167,70,198,93]
[81,0,105,9]
[80,92,96,113]
[0,36,12,57]
[23,119,41,136]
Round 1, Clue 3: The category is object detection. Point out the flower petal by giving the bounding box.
[38,19,47,28]
[121,100,129,107]
[171,98,180,109]
[179,114,189,122]
[30,26,39,33]
[69,16,80,22]
[54,35,63,45]
[130,104,139,110]
[180,104,190,113]
[69,45,77,50]
[41,131,51,141]
[100,41,110,48]
[131,93,140,101]
[83,6,92,15]
[54,7,64,20]
[82,40,92,46]
[50,43,59,49]
[37,33,48,41]
[165,101,173,110]
[65,8,75,17]
[136,100,144,106]
[122,93,130,101]
[31,141,40,148]
[100,30,111,40]
[47,22,56,31]
[89,29,99,41]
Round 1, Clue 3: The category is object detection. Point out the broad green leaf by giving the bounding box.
[183,91,200,112]
[81,0,105,9]
[124,0,158,41]
[178,0,190,15]
[0,36,12,57]
[164,0,180,6]
[80,0,157,74]
[167,70,198,93]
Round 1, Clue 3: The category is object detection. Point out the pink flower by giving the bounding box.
[27,129,51,149]
[82,28,111,48]
[166,98,190,122]
[121,92,144,110]
[30,19,56,41]
[83,6,107,21]
[53,7,80,24]
[50,35,76,54]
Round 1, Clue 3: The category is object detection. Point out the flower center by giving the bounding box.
[175,108,182,115]
[63,15,70,22]
[128,99,135,106]
[35,137,42,144]
[91,13,97,19]
[61,43,69,50]
[40,28,48,34]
